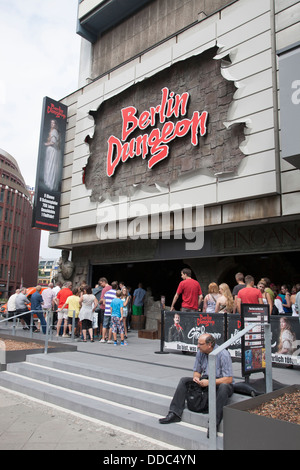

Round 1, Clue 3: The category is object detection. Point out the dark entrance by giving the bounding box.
[90,251,300,309]
[219,251,300,291]
[91,259,195,309]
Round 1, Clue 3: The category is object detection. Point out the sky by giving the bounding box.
[0,0,82,259]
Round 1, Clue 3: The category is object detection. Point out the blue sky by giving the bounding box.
[0,0,81,258]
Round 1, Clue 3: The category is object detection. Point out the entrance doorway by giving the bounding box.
[90,251,300,308]
[219,251,300,291]
[91,259,195,309]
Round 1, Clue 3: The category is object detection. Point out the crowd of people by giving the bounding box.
[4,279,147,345]
[3,269,299,439]
[3,269,299,344]
[171,268,300,317]
[159,269,300,434]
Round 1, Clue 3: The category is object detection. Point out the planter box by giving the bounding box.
[223,385,300,450]
[0,334,77,370]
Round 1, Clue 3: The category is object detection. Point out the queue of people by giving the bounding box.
[4,270,299,339]
[159,269,300,436]
[3,279,147,346]
[171,268,300,316]
[3,269,299,440]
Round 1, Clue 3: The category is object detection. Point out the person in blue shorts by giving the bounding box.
[110,290,127,346]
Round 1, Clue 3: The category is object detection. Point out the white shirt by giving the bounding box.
[7,293,18,312]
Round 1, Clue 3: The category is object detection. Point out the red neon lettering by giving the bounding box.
[148,128,169,169]
[107,136,122,177]
[159,87,169,123]
[106,88,208,177]
[121,106,138,141]
[139,110,151,130]
[135,134,149,159]
[190,111,208,145]
[121,139,135,163]
[166,91,189,120]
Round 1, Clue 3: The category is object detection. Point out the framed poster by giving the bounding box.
[270,316,300,366]
[241,304,270,376]
[164,310,225,353]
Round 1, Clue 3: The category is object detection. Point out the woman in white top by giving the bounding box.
[257,279,273,314]
[203,282,220,313]
[277,317,296,355]
[79,286,98,342]
[274,295,285,314]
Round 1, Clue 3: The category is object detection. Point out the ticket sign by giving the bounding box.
[241,304,270,376]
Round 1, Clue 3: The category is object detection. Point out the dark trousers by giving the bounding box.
[16,308,37,331]
[35,310,47,334]
[169,376,234,426]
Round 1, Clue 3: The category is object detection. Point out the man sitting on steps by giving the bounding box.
[159,334,234,437]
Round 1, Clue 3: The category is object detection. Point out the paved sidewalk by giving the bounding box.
[0,387,174,450]
[0,327,299,450]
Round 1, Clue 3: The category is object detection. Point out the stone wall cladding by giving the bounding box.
[85,48,245,201]
[92,0,237,77]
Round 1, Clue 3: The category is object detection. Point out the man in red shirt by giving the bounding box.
[55,281,73,337]
[237,275,263,314]
[170,268,202,311]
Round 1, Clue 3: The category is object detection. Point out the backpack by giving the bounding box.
[186,378,209,413]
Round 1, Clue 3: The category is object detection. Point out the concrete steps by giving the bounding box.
[0,352,246,450]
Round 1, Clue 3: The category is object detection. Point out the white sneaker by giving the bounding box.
[107,340,114,344]
[99,339,106,343]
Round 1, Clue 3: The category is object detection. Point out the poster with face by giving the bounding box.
[270,316,300,366]
[32,97,68,232]
[164,310,225,353]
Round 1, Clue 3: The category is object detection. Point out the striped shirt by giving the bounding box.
[104,289,116,316]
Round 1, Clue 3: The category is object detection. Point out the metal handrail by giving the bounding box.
[0,309,77,355]
[208,322,272,450]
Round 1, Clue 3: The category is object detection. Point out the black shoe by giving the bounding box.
[159,412,181,424]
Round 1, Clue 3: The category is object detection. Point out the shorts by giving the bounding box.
[103,315,111,329]
[68,317,79,326]
[98,309,104,325]
[111,316,125,334]
[57,309,68,320]
[132,305,143,316]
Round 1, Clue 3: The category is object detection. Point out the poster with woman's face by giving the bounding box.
[32,96,68,231]
[271,316,300,365]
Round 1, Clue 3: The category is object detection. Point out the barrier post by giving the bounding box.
[71,310,76,340]
[155,309,169,354]
[29,311,34,338]
[264,323,273,393]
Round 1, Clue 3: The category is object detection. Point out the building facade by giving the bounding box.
[0,149,41,296]
[49,0,300,305]
[38,258,59,286]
